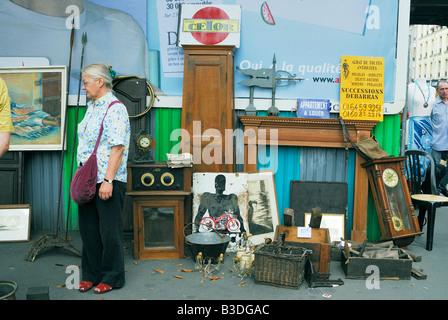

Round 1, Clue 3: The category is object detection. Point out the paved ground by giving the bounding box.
[1,207,448,305]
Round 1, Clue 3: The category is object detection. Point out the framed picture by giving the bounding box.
[0,204,31,242]
[0,66,67,150]
[304,213,345,242]
[191,171,280,246]
[247,170,280,245]
[192,172,248,234]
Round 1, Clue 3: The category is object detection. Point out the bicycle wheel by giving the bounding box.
[199,217,215,232]
[226,218,241,232]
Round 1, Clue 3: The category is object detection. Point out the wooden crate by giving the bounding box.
[341,249,412,280]
[275,225,331,275]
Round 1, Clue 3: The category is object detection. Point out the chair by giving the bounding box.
[405,150,448,251]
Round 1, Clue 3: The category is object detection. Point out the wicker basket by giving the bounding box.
[254,243,309,289]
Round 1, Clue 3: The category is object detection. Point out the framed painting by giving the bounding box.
[0,204,31,242]
[191,171,280,246]
[247,170,280,244]
[0,66,67,150]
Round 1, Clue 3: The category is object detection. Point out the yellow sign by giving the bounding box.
[183,19,240,33]
[340,56,384,121]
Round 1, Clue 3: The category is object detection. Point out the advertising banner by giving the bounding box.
[340,56,385,121]
[150,0,398,107]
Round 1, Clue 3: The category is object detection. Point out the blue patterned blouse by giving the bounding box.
[76,91,130,183]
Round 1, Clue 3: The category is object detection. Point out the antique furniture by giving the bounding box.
[238,116,377,242]
[126,163,192,259]
[362,157,422,247]
[181,45,235,173]
[0,152,24,205]
[405,150,448,250]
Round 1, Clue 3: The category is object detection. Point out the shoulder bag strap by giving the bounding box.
[92,100,121,155]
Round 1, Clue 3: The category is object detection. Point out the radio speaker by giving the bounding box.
[129,163,190,191]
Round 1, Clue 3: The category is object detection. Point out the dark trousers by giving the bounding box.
[78,181,126,288]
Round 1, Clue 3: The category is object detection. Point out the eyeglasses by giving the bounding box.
[82,80,93,86]
[82,79,99,86]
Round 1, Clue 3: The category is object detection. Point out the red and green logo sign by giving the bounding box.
[183,7,239,45]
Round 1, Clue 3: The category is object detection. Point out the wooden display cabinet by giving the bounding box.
[129,191,190,259]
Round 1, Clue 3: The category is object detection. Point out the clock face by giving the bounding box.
[382,168,399,188]
[137,134,152,151]
[140,137,150,148]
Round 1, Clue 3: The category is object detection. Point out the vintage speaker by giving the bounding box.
[126,162,192,259]
[128,162,192,192]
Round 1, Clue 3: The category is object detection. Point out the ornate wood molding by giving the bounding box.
[239,116,378,148]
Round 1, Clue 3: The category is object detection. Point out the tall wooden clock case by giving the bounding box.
[362,157,422,246]
[181,45,236,173]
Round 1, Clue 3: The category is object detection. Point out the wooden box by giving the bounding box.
[275,225,331,275]
[341,249,412,280]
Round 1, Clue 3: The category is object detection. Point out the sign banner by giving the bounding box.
[177,4,241,47]
[340,56,384,121]
[297,99,330,119]
[151,0,399,104]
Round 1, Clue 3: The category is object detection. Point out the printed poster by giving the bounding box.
[340,55,384,121]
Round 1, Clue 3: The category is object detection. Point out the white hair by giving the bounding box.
[82,63,113,89]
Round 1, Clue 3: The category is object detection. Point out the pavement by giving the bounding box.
[1,207,448,304]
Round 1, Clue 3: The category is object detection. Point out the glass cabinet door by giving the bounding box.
[143,206,175,248]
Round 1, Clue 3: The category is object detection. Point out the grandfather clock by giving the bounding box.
[362,157,422,247]
[181,45,236,173]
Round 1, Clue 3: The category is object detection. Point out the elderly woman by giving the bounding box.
[76,63,130,294]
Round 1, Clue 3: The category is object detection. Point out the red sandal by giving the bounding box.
[78,281,93,292]
[94,283,113,294]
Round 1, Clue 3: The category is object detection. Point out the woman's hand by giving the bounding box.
[99,181,113,201]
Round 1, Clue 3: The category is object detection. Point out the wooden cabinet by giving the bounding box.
[181,45,235,173]
[129,191,190,259]
[0,152,24,205]
[126,164,192,259]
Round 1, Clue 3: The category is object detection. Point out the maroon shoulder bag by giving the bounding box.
[70,101,120,205]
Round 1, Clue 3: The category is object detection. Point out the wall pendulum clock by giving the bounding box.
[362,157,422,247]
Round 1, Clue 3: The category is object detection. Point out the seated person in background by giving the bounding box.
[421,161,448,197]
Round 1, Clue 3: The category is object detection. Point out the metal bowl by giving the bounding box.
[185,232,230,263]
